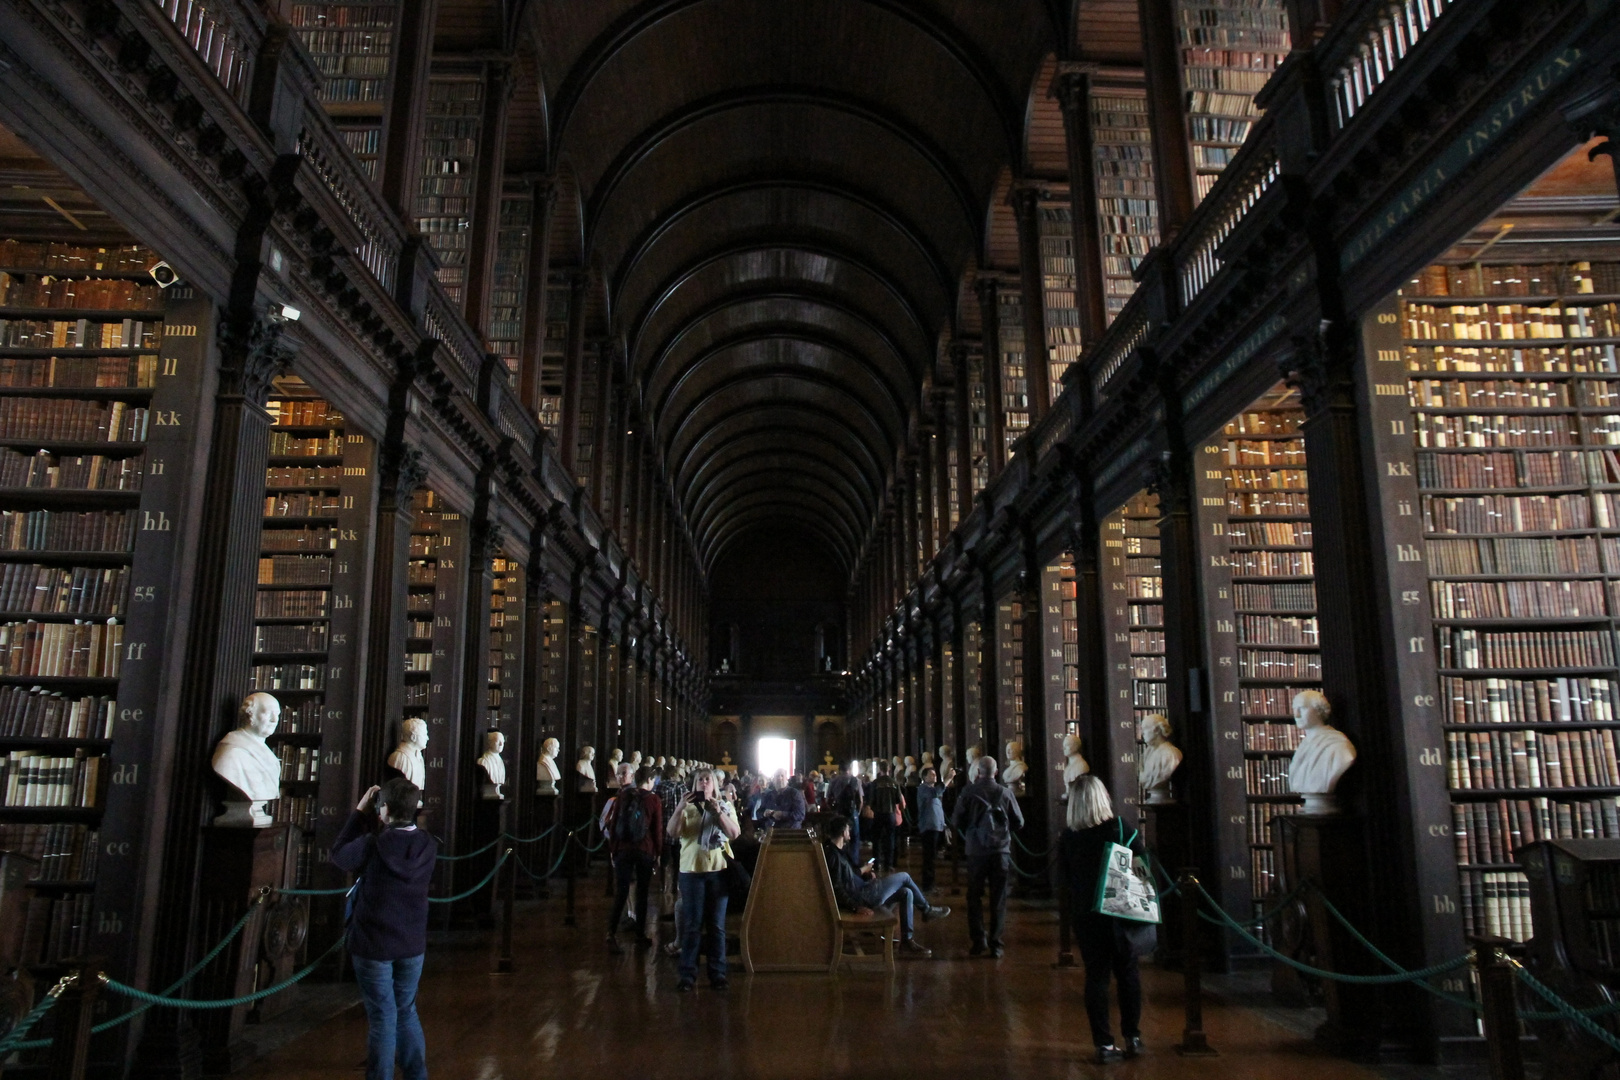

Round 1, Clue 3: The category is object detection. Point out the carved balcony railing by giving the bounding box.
[422,285,483,384]
[150,0,259,101]
[1088,295,1151,403]
[1177,115,1280,307]
[295,120,403,293]
[1321,0,1456,129]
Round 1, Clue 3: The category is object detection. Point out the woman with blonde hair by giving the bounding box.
[1058,774,1148,1063]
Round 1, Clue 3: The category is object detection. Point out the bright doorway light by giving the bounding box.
[757,737,795,777]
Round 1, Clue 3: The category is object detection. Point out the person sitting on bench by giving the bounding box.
[820,813,950,958]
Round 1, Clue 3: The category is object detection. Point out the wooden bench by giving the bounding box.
[738,828,897,974]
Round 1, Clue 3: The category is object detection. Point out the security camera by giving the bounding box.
[148,261,180,288]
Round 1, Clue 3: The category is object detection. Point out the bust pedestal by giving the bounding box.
[466,797,506,927]
[1271,813,1381,1056]
[1142,801,1191,967]
[195,825,301,1073]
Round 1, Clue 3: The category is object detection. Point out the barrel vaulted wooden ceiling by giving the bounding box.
[462,0,1145,578]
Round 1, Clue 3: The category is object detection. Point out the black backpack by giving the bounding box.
[968,793,1011,850]
[869,779,898,816]
[612,789,648,845]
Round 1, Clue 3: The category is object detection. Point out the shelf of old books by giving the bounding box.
[1088,83,1159,321]
[1038,199,1082,396]
[1389,260,1620,942]
[487,193,530,383]
[1191,382,1318,920]
[967,343,990,495]
[961,616,984,751]
[0,229,209,974]
[539,598,566,744]
[405,488,466,829]
[488,555,520,734]
[1174,0,1289,202]
[996,593,1025,754]
[414,69,484,306]
[995,284,1030,461]
[538,273,569,431]
[255,379,372,886]
[287,0,399,180]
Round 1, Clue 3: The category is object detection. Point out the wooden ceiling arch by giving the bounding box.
[513,0,1057,575]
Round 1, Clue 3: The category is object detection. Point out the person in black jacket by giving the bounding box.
[332,777,437,1080]
[1058,775,1147,1063]
[821,814,948,957]
[950,756,1024,958]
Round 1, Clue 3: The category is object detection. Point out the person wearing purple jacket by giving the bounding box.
[332,777,437,1080]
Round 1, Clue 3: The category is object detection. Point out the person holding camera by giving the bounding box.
[331,777,437,1080]
[667,767,741,991]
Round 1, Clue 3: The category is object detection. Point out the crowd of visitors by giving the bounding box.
[335,752,1155,1071]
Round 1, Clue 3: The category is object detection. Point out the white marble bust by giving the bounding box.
[477,729,507,800]
[387,716,428,789]
[536,736,561,796]
[605,748,624,789]
[576,744,597,793]
[1288,690,1356,813]
[1001,740,1028,794]
[1137,714,1182,804]
[212,692,282,827]
[903,755,917,782]
[656,756,667,769]
[938,745,956,783]
[823,750,837,771]
[628,750,643,772]
[921,750,935,772]
[1061,733,1090,787]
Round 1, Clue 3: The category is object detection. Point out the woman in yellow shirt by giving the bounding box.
[666,768,741,991]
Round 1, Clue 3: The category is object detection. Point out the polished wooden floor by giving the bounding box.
[239,853,1410,1080]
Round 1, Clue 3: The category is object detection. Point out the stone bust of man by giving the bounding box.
[576,744,597,793]
[604,748,624,789]
[387,716,428,788]
[1001,739,1028,794]
[477,729,506,799]
[1061,733,1090,787]
[1288,690,1356,813]
[212,692,282,827]
[536,736,561,796]
[1138,714,1183,804]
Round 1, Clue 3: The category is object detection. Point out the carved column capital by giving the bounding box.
[217,312,296,404]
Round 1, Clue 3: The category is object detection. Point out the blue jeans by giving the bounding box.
[352,954,426,1080]
[856,870,927,939]
[677,870,728,984]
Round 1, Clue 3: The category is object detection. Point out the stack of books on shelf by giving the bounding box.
[1403,258,1620,941]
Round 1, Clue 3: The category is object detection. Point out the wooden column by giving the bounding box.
[558,270,587,474]
[1066,483,1113,795]
[377,0,438,214]
[975,281,1007,476]
[516,544,549,841]
[976,568,1000,756]
[1010,184,1052,421]
[932,391,952,545]
[518,175,557,415]
[452,504,498,891]
[462,59,511,330]
[1054,67,1110,350]
[919,436,936,564]
[136,307,292,1080]
[949,597,970,760]
[1138,0,1196,235]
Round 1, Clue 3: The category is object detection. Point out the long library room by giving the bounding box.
[0,0,1615,1079]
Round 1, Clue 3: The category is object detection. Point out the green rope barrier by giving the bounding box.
[276,884,351,896]
[1512,960,1620,1053]
[426,849,510,904]
[502,824,558,844]
[104,935,347,1010]
[1190,880,1472,985]
[0,973,73,1056]
[436,835,502,862]
[515,842,571,882]
[1308,892,1482,1013]
[9,894,269,1051]
[1011,832,1051,859]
